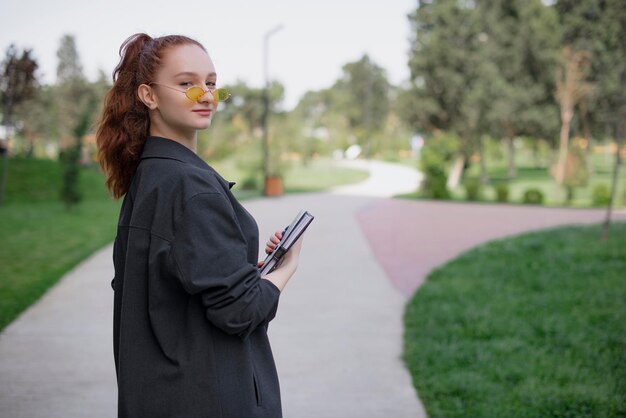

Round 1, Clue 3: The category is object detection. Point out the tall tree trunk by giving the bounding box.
[555,107,573,185]
[601,121,623,241]
[554,46,591,188]
[477,136,490,185]
[579,99,594,175]
[446,156,465,189]
[504,121,516,180]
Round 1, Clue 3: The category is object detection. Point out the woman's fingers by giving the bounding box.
[265,230,284,254]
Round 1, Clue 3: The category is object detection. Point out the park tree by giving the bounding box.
[555,0,605,142]
[0,44,38,206]
[403,0,477,136]
[14,84,58,157]
[556,0,626,238]
[334,54,389,157]
[475,0,560,180]
[292,87,355,162]
[55,34,97,209]
[293,90,328,164]
[553,46,593,187]
[402,0,482,191]
[592,0,626,239]
[403,0,561,190]
[214,80,284,139]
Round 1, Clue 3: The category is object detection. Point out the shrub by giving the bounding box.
[562,146,590,189]
[425,170,450,199]
[565,185,576,205]
[463,177,482,201]
[59,144,83,209]
[522,188,544,205]
[494,183,509,203]
[240,175,258,191]
[591,184,610,207]
[419,132,459,200]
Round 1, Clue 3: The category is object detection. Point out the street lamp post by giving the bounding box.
[261,24,284,196]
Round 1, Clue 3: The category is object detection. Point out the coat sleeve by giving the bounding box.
[111,235,117,290]
[170,192,280,338]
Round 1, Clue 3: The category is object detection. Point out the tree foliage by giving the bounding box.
[403,0,479,136]
[333,55,389,156]
[0,44,38,206]
[555,0,626,237]
[55,34,94,209]
[403,0,560,182]
[0,44,39,128]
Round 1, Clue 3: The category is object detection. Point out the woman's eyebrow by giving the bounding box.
[174,71,217,78]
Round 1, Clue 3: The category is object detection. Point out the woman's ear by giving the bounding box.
[137,84,158,109]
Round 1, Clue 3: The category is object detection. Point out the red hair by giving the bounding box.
[96,33,205,199]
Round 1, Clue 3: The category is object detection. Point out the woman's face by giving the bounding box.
[148,44,218,136]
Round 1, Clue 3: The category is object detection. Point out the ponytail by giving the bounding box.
[96,33,204,199]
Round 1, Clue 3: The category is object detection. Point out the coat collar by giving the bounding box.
[140,136,236,189]
[140,136,206,168]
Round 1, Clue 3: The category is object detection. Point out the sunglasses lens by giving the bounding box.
[185,86,231,103]
[186,87,205,101]
[212,88,231,103]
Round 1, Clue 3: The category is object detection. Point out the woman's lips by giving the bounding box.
[193,109,212,117]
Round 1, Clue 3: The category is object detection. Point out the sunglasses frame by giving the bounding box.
[149,82,231,103]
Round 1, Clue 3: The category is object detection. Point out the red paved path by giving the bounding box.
[356,199,626,297]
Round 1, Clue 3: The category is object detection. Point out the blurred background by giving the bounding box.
[0,0,624,207]
[1,0,625,417]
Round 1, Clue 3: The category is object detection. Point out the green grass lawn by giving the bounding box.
[0,158,122,331]
[284,158,370,192]
[0,155,368,331]
[210,156,370,194]
[403,222,626,418]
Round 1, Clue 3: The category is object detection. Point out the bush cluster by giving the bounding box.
[522,188,544,205]
[494,183,509,203]
[419,132,459,200]
[463,178,482,201]
[591,184,610,207]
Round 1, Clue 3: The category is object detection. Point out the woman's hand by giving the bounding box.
[259,231,305,292]
[265,230,283,255]
[280,234,303,269]
[257,230,284,268]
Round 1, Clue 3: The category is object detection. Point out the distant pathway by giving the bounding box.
[330,159,422,197]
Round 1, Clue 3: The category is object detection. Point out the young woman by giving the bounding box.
[96,33,303,418]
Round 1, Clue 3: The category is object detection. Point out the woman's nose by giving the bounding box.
[198,89,215,105]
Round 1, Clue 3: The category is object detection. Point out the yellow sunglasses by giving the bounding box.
[149,83,231,103]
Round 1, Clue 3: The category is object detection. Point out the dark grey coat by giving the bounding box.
[112,136,282,418]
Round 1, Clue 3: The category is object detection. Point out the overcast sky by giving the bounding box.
[0,0,416,110]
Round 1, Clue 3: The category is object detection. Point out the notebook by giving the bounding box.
[259,210,314,276]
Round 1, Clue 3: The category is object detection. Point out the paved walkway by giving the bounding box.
[1,158,623,417]
[357,199,626,297]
